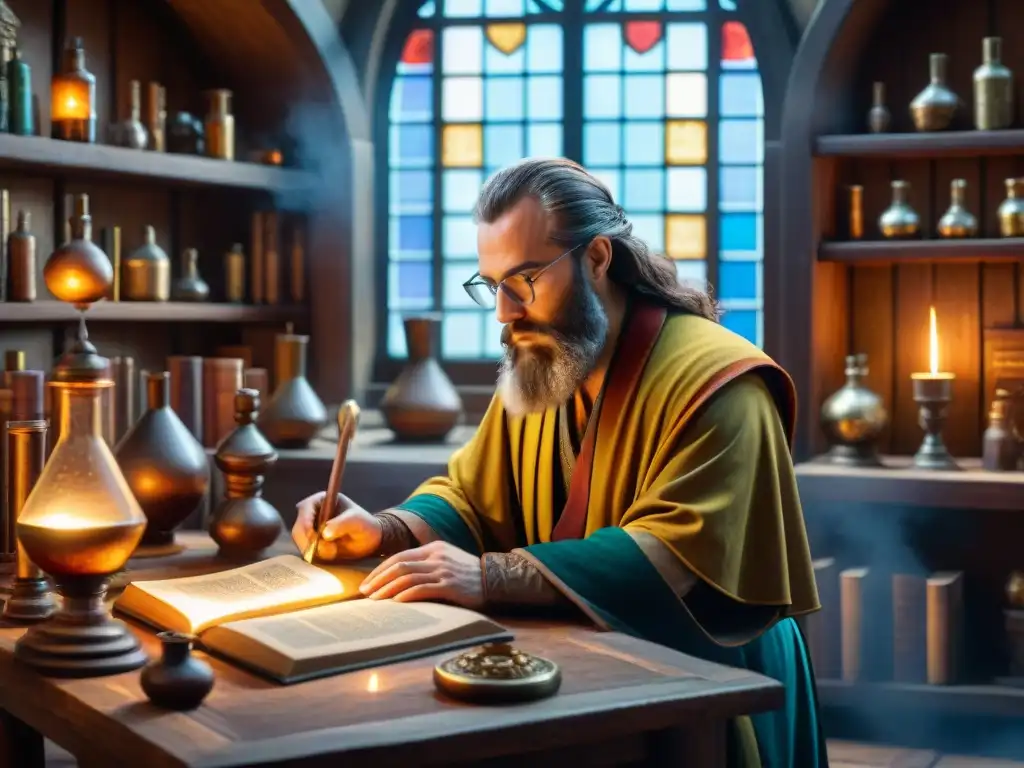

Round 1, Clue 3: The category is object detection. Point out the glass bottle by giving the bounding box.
[878,180,921,239]
[8,48,33,136]
[820,353,888,467]
[867,82,890,133]
[171,248,210,302]
[50,37,96,143]
[123,225,170,302]
[936,179,978,238]
[204,89,234,160]
[974,37,1013,130]
[998,178,1024,237]
[910,53,959,132]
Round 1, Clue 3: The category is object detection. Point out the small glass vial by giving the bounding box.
[204,89,235,160]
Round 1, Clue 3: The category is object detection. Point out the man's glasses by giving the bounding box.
[462,243,583,310]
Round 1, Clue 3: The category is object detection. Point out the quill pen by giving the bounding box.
[303,399,361,564]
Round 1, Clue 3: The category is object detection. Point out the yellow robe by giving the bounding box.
[395,305,825,767]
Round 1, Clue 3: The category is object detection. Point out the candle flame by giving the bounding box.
[929,306,939,375]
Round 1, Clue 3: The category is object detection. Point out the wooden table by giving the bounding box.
[0,533,783,768]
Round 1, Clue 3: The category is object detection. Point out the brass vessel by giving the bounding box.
[879,180,920,239]
[114,372,209,554]
[123,225,170,301]
[998,178,1024,237]
[209,389,283,558]
[257,327,328,448]
[847,185,864,240]
[937,179,978,238]
[982,389,1019,471]
[974,37,1013,130]
[910,53,959,131]
[204,89,234,161]
[7,209,35,301]
[820,353,888,467]
[867,82,891,133]
[171,248,210,302]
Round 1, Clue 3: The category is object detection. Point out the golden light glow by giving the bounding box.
[51,79,92,121]
[929,305,939,375]
[33,512,101,530]
[367,672,380,693]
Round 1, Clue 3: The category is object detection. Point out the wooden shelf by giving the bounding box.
[0,301,306,323]
[795,455,1024,511]
[0,134,315,193]
[819,238,1024,264]
[817,679,1024,719]
[815,130,1024,158]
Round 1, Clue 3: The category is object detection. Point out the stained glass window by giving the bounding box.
[386,0,764,360]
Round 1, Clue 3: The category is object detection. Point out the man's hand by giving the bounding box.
[359,541,484,608]
[292,491,382,561]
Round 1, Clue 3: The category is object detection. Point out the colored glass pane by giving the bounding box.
[390,262,433,309]
[675,259,706,285]
[528,76,563,119]
[418,0,436,17]
[390,123,433,167]
[443,261,481,308]
[623,122,663,165]
[485,0,526,16]
[390,76,432,122]
[586,0,620,10]
[444,216,478,256]
[443,28,483,73]
[623,74,664,118]
[388,313,408,358]
[720,166,760,211]
[623,169,664,212]
[443,169,484,212]
[527,123,562,156]
[666,72,707,117]
[485,124,525,166]
[720,212,758,252]
[583,121,621,166]
[718,0,737,10]
[443,312,485,358]
[667,167,706,212]
[666,214,706,259]
[624,21,662,54]
[631,215,664,251]
[665,120,707,165]
[722,21,754,67]
[666,23,707,70]
[720,72,763,116]
[396,216,432,252]
[625,0,662,9]
[667,0,706,9]
[527,25,563,71]
[390,170,433,212]
[719,119,762,164]
[584,74,621,118]
[486,22,527,54]
[527,0,564,10]
[485,77,525,120]
[584,24,621,71]
[442,123,483,167]
[401,30,433,66]
[722,309,758,345]
[445,0,483,17]
[442,77,483,121]
[718,261,758,301]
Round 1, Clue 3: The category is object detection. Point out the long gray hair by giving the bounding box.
[473,157,721,322]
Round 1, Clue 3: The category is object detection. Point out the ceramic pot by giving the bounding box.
[257,330,327,448]
[115,371,209,551]
[171,248,210,302]
[380,316,463,442]
[141,631,214,710]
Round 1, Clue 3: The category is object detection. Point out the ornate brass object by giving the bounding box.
[867,82,890,133]
[434,643,562,704]
[937,179,978,238]
[998,179,1024,237]
[209,389,283,558]
[879,181,920,239]
[820,353,887,467]
[910,53,959,132]
[911,374,960,471]
[974,37,1013,130]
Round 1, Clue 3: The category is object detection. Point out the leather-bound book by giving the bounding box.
[892,573,928,683]
[926,571,963,685]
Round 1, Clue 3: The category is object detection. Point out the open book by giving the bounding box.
[114,555,512,684]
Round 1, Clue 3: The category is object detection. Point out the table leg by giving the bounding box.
[648,719,726,767]
[0,709,44,768]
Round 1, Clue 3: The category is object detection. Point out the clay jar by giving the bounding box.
[141,632,214,711]
[115,371,209,553]
[380,316,463,441]
[257,328,327,448]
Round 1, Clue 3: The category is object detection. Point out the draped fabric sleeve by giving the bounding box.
[516,373,820,648]
[391,395,520,557]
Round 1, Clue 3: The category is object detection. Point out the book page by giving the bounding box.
[117,555,352,633]
[217,599,488,660]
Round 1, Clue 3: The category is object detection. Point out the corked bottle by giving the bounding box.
[7,211,36,302]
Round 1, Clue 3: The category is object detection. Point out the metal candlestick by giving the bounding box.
[911,374,960,470]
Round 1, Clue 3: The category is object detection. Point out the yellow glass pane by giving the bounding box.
[665,120,707,166]
[666,215,706,260]
[442,123,483,168]
[486,23,527,56]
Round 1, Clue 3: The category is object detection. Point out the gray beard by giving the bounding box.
[497,273,609,417]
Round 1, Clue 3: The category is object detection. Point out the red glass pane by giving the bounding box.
[623,21,662,55]
[402,29,434,65]
[722,21,753,62]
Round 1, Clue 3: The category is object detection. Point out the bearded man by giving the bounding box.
[292,158,826,767]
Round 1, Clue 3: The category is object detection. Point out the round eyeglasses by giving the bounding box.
[462,243,582,310]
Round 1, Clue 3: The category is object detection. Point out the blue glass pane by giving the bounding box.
[527,123,562,156]
[390,124,434,167]
[666,23,707,70]
[485,0,525,15]
[720,166,760,211]
[442,77,484,121]
[625,0,662,10]
[623,169,664,212]
[443,28,483,74]
[485,77,524,120]
[389,261,433,308]
[485,34,525,73]
[624,74,665,119]
[391,170,433,212]
[443,169,484,212]
[390,76,432,122]
[528,0,565,10]
[584,25,622,72]
[674,259,706,286]
[722,309,757,344]
[443,312,485,358]
[667,167,706,212]
[720,73,763,117]
[718,261,758,301]
[631,214,664,251]
[586,0,621,9]
[592,169,620,203]
[584,74,621,118]
[443,260,480,308]
[388,312,408,358]
[583,121,621,166]
[623,122,663,166]
[667,0,706,8]
[720,212,758,251]
[485,124,525,166]
[719,0,738,9]
[398,216,433,251]
[719,119,763,164]
[444,216,478,256]
[418,0,436,17]
[528,76,563,119]
[445,0,483,17]
[527,25,563,72]
[624,36,664,72]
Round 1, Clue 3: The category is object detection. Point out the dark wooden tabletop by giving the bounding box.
[0,533,784,768]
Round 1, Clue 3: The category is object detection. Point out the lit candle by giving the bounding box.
[910,306,959,470]
[912,306,955,382]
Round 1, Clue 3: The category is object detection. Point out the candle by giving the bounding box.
[912,306,955,382]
